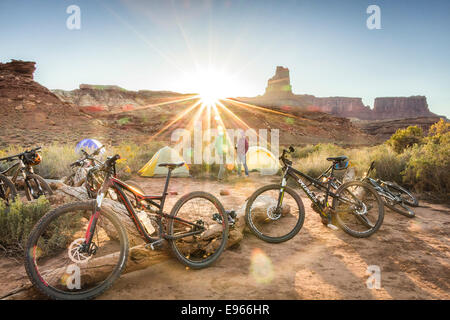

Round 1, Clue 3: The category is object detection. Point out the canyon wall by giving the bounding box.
[372,96,432,119]
[240,66,438,120]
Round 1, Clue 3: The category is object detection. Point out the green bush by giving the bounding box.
[35,144,79,179]
[0,197,50,255]
[110,142,165,179]
[117,117,131,126]
[387,126,423,153]
[403,131,450,200]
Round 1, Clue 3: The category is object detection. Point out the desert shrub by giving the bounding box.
[34,144,79,179]
[0,196,50,255]
[117,117,131,126]
[365,144,409,184]
[428,118,450,137]
[403,131,450,201]
[0,144,78,179]
[387,126,423,153]
[291,144,316,158]
[110,142,165,179]
[293,143,345,178]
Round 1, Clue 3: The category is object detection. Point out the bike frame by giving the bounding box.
[0,159,44,197]
[279,163,344,218]
[363,162,400,203]
[83,166,206,250]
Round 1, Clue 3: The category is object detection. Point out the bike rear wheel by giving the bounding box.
[332,181,384,238]
[384,198,415,218]
[168,191,228,269]
[245,184,305,243]
[0,174,17,205]
[24,201,129,300]
[25,173,53,201]
[383,183,418,217]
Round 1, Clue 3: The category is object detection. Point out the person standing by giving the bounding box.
[235,132,249,177]
[216,130,228,181]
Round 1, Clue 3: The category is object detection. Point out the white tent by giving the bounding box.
[246,146,280,175]
[138,146,189,177]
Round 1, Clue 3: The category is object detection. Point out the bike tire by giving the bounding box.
[24,201,129,300]
[24,173,53,201]
[0,173,17,205]
[168,191,228,269]
[332,180,384,238]
[245,184,305,243]
[387,182,419,207]
[384,199,415,218]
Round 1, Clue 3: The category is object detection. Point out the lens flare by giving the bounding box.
[250,248,274,284]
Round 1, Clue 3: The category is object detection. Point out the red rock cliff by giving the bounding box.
[373,96,434,119]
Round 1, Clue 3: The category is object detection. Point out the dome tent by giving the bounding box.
[75,139,104,154]
[245,146,280,175]
[138,146,189,177]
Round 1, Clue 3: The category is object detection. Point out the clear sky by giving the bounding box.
[0,0,449,117]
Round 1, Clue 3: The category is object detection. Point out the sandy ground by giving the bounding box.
[1,174,449,300]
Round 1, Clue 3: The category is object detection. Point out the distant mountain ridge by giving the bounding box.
[238,66,440,121]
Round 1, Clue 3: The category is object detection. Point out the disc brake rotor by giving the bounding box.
[68,238,92,264]
[266,205,282,220]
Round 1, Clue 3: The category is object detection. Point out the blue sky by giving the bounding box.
[0,0,449,117]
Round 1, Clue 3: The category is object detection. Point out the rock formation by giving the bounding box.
[239,66,439,121]
[264,66,293,97]
[0,60,75,117]
[53,85,190,113]
[308,97,373,119]
[372,96,434,119]
[353,116,444,140]
[0,60,36,79]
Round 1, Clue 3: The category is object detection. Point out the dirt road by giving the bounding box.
[1,175,449,299]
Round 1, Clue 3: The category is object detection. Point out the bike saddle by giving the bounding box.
[326,156,348,162]
[158,162,185,169]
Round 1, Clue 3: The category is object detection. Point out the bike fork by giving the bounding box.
[84,192,105,250]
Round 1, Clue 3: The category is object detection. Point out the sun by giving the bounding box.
[191,68,236,105]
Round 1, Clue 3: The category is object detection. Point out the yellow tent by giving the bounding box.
[138,146,189,177]
[246,146,280,175]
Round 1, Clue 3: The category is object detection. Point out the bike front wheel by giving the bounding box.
[0,174,17,205]
[24,201,129,300]
[332,181,384,238]
[245,184,305,243]
[24,173,53,201]
[168,191,228,269]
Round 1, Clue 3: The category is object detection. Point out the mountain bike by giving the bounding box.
[65,146,105,189]
[361,161,418,218]
[25,154,229,300]
[245,147,384,243]
[0,147,53,202]
[321,161,419,218]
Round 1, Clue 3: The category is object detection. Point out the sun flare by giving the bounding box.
[191,68,237,106]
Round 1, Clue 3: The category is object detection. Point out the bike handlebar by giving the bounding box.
[71,146,106,167]
[104,154,120,169]
[279,146,295,166]
[0,146,42,162]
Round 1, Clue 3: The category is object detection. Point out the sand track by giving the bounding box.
[1,175,448,300]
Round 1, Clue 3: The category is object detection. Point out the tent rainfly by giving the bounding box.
[138,146,189,177]
[245,146,280,175]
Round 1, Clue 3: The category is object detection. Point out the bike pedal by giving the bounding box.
[146,239,166,251]
[326,223,339,231]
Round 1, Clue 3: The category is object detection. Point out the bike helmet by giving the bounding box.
[24,152,42,166]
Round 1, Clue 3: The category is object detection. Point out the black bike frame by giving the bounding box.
[83,167,206,249]
[279,164,345,218]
